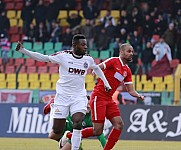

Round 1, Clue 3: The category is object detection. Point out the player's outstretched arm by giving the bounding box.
[15,41,50,62]
[93,65,111,92]
[125,84,144,101]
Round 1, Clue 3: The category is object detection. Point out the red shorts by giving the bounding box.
[90,94,120,123]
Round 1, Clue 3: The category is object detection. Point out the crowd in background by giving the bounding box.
[0,0,181,74]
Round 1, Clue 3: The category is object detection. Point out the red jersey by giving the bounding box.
[92,57,132,100]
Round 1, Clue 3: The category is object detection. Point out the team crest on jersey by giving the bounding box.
[84,62,88,68]
[123,71,127,77]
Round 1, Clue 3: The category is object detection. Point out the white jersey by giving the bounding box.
[48,50,96,96]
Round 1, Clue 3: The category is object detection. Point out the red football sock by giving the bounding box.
[82,127,93,138]
[66,127,93,139]
[104,128,122,150]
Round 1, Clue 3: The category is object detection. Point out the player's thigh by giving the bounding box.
[52,118,66,133]
[106,100,121,121]
[52,94,71,119]
[90,95,106,123]
[70,95,88,116]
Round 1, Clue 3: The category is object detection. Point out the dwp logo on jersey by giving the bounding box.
[68,67,85,75]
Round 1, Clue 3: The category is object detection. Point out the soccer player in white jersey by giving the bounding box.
[15,34,111,150]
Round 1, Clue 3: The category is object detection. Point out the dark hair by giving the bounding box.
[72,34,86,44]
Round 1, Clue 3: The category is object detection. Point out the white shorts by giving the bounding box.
[52,93,88,119]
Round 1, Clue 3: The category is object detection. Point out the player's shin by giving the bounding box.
[71,129,82,150]
[103,128,122,150]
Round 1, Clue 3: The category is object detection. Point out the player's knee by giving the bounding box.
[48,130,61,141]
[73,121,82,130]
[114,120,124,130]
[93,127,103,136]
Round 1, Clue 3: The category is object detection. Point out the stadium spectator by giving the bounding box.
[0,34,10,65]
[66,43,144,150]
[141,41,154,74]
[25,23,36,42]
[34,0,47,27]
[49,20,61,42]
[35,22,48,42]
[105,18,117,43]
[154,13,168,36]
[15,34,111,150]
[118,28,127,43]
[142,14,155,42]
[153,37,172,62]
[100,10,116,28]
[58,0,76,10]
[129,30,142,55]
[66,13,82,32]
[93,19,104,47]
[128,6,142,32]
[162,23,176,58]
[61,27,73,50]
[112,37,120,57]
[46,0,59,34]
[21,0,34,35]
[80,19,94,50]
[174,8,181,61]
[82,0,99,22]
[0,0,5,14]
[94,28,109,51]
[0,11,10,37]
[118,10,131,34]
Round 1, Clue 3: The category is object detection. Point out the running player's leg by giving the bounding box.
[70,95,88,150]
[48,94,69,141]
[103,101,123,150]
[43,99,54,114]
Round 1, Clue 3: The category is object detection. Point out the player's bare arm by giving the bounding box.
[125,84,144,101]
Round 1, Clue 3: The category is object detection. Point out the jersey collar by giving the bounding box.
[119,57,125,66]
[72,52,83,59]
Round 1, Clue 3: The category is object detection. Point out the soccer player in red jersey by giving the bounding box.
[66,43,144,150]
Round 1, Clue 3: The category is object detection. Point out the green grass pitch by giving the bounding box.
[0,138,181,150]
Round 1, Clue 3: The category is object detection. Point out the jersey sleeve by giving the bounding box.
[124,67,133,84]
[48,52,63,65]
[102,58,114,69]
[88,56,97,69]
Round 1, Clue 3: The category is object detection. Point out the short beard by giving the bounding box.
[75,49,84,56]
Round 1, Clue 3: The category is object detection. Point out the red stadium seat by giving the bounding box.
[14,58,24,66]
[15,2,23,10]
[18,66,26,73]
[0,66,4,73]
[14,0,23,2]
[49,66,59,73]
[10,34,21,42]
[5,66,15,73]
[26,66,37,73]
[0,58,2,65]
[37,66,48,73]
[25,58,36,66]
[5,2,14,10]
[9,26,19,34]
[6,58,14,66]
[36,61,46,66]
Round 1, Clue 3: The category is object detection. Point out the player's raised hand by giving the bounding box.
[138,94,144,101]
[16,41,23,51]
[105,86,112,92]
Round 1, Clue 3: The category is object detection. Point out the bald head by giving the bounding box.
[119,43,134,63]
[120,43,132,51]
